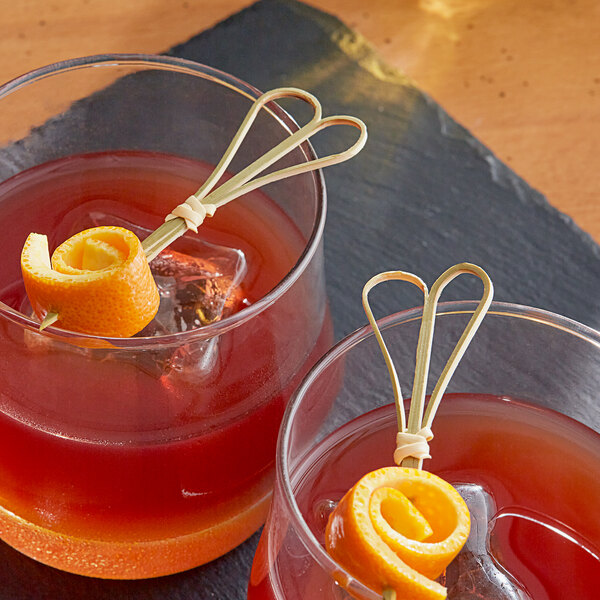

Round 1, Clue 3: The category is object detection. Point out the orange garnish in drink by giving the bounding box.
[325,265,494,599]
[21,226,159,337]
[326,466,470,599]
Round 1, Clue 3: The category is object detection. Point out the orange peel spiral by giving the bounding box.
[325,467,470,599]
[21,226,159,337]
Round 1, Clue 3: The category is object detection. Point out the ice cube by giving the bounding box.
[100,212,248,381]
[445,484,532,600]
[27,206,249,381]
[140,247,247,336]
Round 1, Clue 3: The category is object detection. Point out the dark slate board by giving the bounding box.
[166,0,600,337]
[1,0,600,598]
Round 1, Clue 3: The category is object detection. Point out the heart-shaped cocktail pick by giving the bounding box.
[26,87,367,335]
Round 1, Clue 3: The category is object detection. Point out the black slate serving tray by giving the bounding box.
[1,0,599,597]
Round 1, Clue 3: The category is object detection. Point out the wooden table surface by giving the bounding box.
[1,0,598,239]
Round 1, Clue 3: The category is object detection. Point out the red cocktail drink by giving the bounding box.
[0,57,330,578]
[249,304,600,600]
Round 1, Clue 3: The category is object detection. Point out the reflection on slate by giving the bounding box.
[1,0,600,598]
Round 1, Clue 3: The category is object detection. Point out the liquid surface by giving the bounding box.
[249,395,600,599]
[0,150,304,319]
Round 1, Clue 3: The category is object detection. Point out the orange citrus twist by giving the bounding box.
[21,226,160,337]
[326,467,470,600]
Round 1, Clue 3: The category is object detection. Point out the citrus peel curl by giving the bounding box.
[21,226,159,338]
[325,467,470,599]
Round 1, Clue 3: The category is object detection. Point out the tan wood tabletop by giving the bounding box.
[1,0,598,239]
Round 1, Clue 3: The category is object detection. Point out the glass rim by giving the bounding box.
[276,300,600,598]
[0,53,327,348]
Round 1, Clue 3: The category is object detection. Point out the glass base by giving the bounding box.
[0,491,271,579]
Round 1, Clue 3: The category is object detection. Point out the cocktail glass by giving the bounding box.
[248,301,600,599]
[0,55,330,578]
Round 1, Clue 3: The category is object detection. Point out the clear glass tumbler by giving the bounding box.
[0,55,330,578]
[248,302,600,599]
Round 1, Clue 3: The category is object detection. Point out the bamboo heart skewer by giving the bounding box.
[37,87,367,333]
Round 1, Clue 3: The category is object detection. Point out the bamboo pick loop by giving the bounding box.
[181,88,322,204]
[362,263,494,470]
[143,87,367,262]
[420,264,494,433]
[362,271,428,433]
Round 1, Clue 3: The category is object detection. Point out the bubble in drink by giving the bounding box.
[312,498,338,533]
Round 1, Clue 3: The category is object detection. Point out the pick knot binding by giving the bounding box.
[394,427,434,464]
[165,196,217,233]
